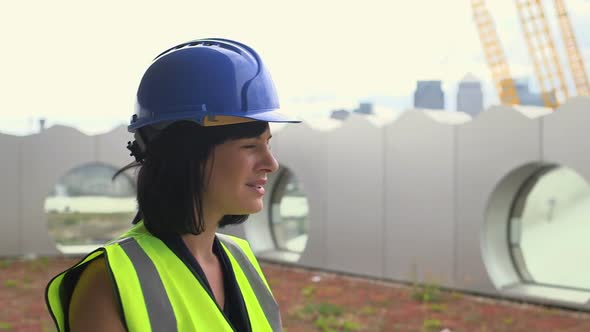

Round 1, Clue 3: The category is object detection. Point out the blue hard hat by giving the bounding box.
[128,38,300,133]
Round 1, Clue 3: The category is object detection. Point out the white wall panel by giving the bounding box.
[2,97,590,310]
[324,114,384,277]
[271,123,330,268]
[543,97,590,178]
[20,126,96,255]
[455,106,542,293]
[0,134,21,256]
[384,111,456,286]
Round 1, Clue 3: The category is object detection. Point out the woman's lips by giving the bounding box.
[246,183,265,195]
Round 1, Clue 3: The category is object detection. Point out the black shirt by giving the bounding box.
[158,233,252,332]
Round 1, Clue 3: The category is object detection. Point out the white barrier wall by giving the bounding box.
[384,111,467,288]
[544,98,590,178]
[0,133,20,256]
[323,116,385,276]
[269,123,331,268]
[2,97,590,310]
[454,105,544,294]
[0,125,134,256]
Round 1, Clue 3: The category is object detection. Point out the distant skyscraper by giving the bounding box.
[39,118,46,133]
[456,73,483,116]
[354,102,374,114]
[330,109,350,120]
[414,80,444,109]
[514,78,554,107]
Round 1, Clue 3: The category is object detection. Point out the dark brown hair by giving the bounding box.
[114,120,269,237]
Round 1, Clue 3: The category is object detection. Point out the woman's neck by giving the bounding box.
[180,212,222,263]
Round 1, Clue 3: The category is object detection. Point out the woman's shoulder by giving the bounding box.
[74,256,109,286]
[69,256,126,331]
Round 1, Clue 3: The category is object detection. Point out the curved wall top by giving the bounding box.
[412,108,472,124]
[3,97,590,310]
[0,125,134,256]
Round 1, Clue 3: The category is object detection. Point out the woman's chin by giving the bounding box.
[247,201,264,214]
[247,204,263,214]
[231,202,263,215]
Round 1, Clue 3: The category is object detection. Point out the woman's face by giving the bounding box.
[202,127,279,217]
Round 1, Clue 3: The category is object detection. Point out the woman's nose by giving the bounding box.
[260,148,279,173]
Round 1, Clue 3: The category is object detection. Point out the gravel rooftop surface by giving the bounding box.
[2,257,590,332]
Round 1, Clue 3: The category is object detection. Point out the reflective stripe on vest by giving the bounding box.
[113,234,282,332]
[108,234,277,331]
[116,237,177,331]
[46,226,281,332]
[217,234,282,332]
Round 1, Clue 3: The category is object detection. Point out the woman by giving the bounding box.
[46,38,300,332]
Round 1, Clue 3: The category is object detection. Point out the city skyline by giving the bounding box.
[1,0,589,135]
[0,74,576,135]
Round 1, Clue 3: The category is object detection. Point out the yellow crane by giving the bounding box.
[471,0,520,105]
[472,0,589,108]
[554,0,590,96]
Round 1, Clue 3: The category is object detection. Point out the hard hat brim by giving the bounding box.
[202,111,301,126]
[241,109,302,124]
[128,109,301,132]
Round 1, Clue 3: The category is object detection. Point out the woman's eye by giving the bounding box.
[241,142,271,149]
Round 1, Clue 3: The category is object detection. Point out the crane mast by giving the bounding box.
[515,0,569,107]
[471,0,520,105]
[554,0,590,96]
[472,0,588,108]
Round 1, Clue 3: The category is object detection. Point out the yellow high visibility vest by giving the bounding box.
[46,222,281,331]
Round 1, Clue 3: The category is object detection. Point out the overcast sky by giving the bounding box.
[1,0,589,134]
